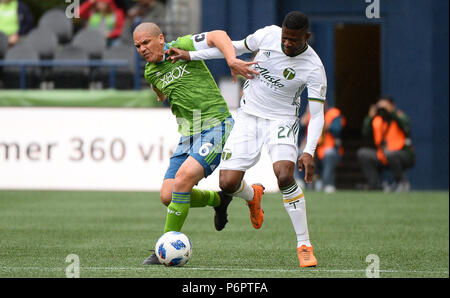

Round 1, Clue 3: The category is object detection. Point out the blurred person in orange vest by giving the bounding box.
[357,96,415,191]
[78,0,125,47]
[299,105,345,193]
[315,106,345,193]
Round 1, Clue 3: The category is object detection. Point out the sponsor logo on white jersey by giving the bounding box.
[254,64,284,89]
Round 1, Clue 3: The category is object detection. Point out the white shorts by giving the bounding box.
[220,109,299,171]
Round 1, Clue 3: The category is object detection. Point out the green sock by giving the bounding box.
[190,189,221,207]
[163,192,190,233]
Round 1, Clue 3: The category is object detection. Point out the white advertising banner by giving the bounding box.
[0,108,279,192]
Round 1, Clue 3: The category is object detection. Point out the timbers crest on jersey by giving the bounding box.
[221,148,232,160]
[283,68,296,80]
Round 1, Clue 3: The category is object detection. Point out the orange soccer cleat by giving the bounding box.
[297,245,318,268]
[247,184,264,229]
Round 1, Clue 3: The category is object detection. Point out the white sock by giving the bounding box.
[281,182,311,247]
[232,180,254,202]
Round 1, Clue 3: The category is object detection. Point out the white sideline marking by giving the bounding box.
[0,266,448,275]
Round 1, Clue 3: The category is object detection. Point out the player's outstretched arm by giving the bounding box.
[298,100,325,183]
[166,41,251,62]
[166,33,259,82]
[205,30,237,65]
[204,32,260,82]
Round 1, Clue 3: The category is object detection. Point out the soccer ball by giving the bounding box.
[155,231,192,266]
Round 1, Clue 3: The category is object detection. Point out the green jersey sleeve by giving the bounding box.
[167,35,195,51]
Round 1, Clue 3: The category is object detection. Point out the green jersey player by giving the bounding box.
[133,23,258,265]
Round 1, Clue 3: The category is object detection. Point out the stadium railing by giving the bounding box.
[0,59,129,90]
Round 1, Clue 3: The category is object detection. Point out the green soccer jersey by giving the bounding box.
[144,34,231,136]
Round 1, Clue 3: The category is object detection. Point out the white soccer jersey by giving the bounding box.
[240,25,327,121]
[188,26,327,156]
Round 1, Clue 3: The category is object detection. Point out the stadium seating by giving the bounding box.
[23,28,58,60]
[2,42,40,89]
[0,32,8,60]
[38,8,74,44]
[51,45,89,89]
[71,28,108,89]
[0,8,143,90]
[71,28,107,60]
[99,44,136,89]
[23,28,59,85]
[0,1,196,90]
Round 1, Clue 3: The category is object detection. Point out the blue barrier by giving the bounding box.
[0,59,130,89]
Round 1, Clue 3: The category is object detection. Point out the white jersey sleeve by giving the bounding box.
[189,26,275,59]
[244,26,275,52]
[307,65,327,101]
[190,32,210,50]
[303,100,325,157]
[189,40,250,60]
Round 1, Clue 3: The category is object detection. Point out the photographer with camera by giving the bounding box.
[357,96,415,191]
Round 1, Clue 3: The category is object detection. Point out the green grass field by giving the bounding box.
[0,190,448,278]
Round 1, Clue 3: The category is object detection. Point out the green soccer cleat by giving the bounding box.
[213,191,233,231]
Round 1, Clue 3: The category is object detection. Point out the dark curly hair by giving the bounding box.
[282,11,309,31]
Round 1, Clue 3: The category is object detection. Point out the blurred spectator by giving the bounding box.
[119,0,166,46]
[113,0,133,13]
[78,0,125,47]
[0,0,33,47]
[315,106,346,193]
[357,96,415,192]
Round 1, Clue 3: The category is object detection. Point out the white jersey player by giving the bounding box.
[167,11,325,268]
